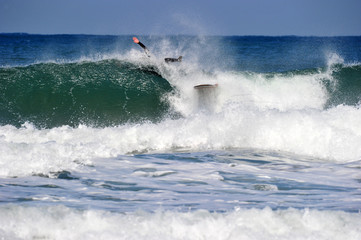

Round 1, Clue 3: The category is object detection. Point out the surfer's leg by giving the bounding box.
[133,37,150,57]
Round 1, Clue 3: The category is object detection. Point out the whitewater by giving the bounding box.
[0,34,361,239]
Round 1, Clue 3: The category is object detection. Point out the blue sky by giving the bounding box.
[1,0,360,36]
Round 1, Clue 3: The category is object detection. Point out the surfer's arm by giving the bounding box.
[133,37,150,57]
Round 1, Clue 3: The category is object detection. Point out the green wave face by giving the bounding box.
[0,60,174,128]
[1,57,360,129]
[326,64,361,107]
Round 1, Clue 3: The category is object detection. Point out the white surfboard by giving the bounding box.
[194,84,218,111]
[194,84,218,89]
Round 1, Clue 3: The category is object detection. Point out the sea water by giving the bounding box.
[0,34,361,239]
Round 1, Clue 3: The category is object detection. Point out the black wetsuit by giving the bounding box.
[136,41,150,57]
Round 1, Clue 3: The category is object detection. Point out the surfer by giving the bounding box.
[133,37,182,63]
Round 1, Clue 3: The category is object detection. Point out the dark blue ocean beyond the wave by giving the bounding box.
[0,34,361,239]
[2,34,361,70]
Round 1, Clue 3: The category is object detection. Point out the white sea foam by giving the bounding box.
[1,65,361,177]
[0,205,360,240]
[1,51,361,178]
[1,101,361,178]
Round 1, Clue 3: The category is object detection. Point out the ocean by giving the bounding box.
[0,34,361,239]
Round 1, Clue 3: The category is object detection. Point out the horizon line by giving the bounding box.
[1,32,361,38]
